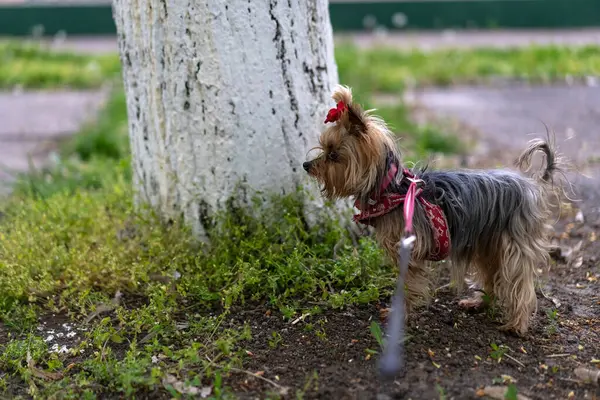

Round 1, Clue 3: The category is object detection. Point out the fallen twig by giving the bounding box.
[27,352,63,381]
[84,290,122,324]
[205,356,289,395]
[546,353,571,358]
[291,313,310,325]
[504,353,526,369]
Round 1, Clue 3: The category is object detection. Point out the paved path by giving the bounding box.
[343,28,600,50]
[0,90,108,194]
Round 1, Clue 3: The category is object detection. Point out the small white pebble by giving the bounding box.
[45,335,55,342]
[66,331,77,338]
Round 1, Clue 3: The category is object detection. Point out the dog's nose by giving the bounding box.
[303,161,311,172]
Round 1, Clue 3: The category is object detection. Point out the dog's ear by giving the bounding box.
[344,105,366,136]
[330,85,366,136]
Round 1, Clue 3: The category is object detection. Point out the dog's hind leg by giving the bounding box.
[494,232,543,335]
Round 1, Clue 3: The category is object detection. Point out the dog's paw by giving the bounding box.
[458,297,486,311]
[498,324,527,338]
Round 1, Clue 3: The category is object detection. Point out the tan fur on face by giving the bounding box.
[307,86,399,202]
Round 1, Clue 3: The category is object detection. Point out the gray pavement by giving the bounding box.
[343,28,600,50]
[0,90,108,192]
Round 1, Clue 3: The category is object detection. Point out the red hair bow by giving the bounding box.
[324,101,347,123]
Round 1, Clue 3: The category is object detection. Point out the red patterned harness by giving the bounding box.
[353,164,451,261]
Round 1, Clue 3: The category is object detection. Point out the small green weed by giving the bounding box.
[545,307,559,335]
[269,331,283,349]
[435,383,447,400]
[489,343,508,363]
[369,320,384,350]
[505,383,519,400]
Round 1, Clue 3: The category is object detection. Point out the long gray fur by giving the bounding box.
[418,169,546,265]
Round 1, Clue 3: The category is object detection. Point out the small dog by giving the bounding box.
[304,85,563,335]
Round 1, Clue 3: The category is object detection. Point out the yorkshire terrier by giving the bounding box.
[303,85,563,335]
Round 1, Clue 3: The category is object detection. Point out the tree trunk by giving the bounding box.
[112,0,339,239]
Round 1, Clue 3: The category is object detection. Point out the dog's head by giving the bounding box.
[303,85,399,200]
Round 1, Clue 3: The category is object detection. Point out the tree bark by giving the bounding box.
[112,0,339,239]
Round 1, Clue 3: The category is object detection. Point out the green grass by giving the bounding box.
[0,40,121,89]
[1,138,393,398]
[2,41,600,398]
[336,43,600,93]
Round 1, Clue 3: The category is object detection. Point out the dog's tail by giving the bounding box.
[515,135,575,213]
[515,137,565,185]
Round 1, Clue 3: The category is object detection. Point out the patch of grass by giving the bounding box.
[0,180,395,397]
[61,89,130,161]
[336,43,600,93]
[367,101,461,157]
[0,40,121,89]
[0,150,394,398]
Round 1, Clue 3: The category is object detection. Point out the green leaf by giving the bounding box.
[505,384,518,400]
[369,321,384,348]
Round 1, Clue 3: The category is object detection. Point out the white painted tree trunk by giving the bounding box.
[112,0,339,239]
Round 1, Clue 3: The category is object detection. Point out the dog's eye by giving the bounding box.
[327,151,339,162]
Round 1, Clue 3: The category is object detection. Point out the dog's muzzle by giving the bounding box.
[303,161,312,173]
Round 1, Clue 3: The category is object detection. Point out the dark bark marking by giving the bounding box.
[197,200,213,234]
[269,0,300,130]
[159,0,168,17]
[150,175,159,193]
